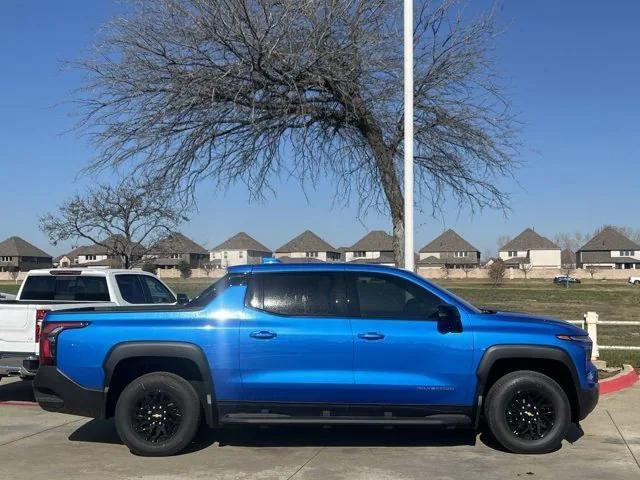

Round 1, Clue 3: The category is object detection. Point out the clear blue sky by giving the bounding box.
[1,1,639,256]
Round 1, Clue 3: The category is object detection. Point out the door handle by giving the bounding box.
[358,332,385,341]
[250,330,277,340]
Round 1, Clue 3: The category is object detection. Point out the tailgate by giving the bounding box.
[0,304,38,353]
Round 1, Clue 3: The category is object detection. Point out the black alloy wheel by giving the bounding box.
[505,389,555,440]
[132,389,183,444]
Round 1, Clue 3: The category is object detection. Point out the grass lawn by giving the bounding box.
[2,277,639,366]
[434,279,640,367]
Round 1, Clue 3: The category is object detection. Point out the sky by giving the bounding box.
[1,0,639,257]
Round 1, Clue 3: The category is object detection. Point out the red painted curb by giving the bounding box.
[600,367,639,395]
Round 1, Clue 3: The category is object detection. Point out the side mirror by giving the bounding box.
[437,304,463,333]
[176,293,190,305]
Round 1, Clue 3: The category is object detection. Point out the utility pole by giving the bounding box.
[403,0,414,271]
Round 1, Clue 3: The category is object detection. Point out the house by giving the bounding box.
[418,229,480,269]
[0,236,52,272]
[577,227,640,270]
[344,230,396,266]
[147,232,208,269]
[209,232,272,267]
[57,235,143,268]
[498,228,561,269]
[275,230,341,262]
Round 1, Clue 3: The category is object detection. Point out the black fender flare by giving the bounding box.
[473,345,581,425]
[103,341,216,426]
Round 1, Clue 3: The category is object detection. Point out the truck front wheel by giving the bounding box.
[115,371,201,456]
[484,370,571,454]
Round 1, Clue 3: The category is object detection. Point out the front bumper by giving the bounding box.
[577,384,599,421]
[0,352,38,378]
[33,365,104,418]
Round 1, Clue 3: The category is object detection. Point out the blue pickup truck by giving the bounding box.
[33,263,598,456]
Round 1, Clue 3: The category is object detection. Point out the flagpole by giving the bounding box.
[403,0,414,271]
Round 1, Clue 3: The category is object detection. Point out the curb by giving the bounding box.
[600,364,638,395]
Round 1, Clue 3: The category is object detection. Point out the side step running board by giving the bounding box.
[220,413,472,427]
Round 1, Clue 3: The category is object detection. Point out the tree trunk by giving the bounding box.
[358,116,407,269]
[392,213,406,269]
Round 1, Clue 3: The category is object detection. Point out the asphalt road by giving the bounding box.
[1,377,639,480]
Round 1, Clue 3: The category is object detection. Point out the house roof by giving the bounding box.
[153,232,207,255]
[347,230,394,252]
[348,252,397,265]
[500,228,560,251]
[580,251,640,264]
[275,230,338,253]
[417,255,479,266]
[419,229,478,253]
[212,232,271,252]
[0,236,51,258]
[151,258,182,267]
[276,256,326,263]
[80,257,125,268]
[579,227,640,252]
[62,235,145,258]
[503,256,529,265]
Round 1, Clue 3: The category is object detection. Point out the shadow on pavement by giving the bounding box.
[68,419,586,455]
[0,378,35,402]
[70,419,482,454]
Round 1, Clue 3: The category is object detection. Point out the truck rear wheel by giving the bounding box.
[115,371,201,456]
[484,370,570,454]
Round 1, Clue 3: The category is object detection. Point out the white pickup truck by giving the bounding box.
[630,276,640,285]
[0,268,187,381]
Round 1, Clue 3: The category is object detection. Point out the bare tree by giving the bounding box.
[496,235,511,252]
[560,248,576,269]
[521,262,533,280]
[462,263,474,279]
[74,0,519,267]
[440,264,451,280]
[201,262,215,277]
[40,179,188,269]
[8,270,19,284]
[586,264,598,280]
[554,232,587,254]
[488,258,506,287]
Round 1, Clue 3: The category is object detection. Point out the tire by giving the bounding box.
[634,280,640,285]
[484,370,570,454]
[115,372,201,456]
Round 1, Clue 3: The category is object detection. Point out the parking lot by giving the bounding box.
[0,377,638,480]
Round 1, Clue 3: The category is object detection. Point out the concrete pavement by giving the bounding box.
[1,377,639,480]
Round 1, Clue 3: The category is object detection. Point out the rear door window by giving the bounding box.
[115,275,147,304]
[20,275,110,302]
[139,276,176,304]
[251,272,342,317]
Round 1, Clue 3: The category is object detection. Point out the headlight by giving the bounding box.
[556,334,591,343]
[557,334,593,368]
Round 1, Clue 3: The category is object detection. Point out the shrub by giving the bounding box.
[177,260,192,279]
[141,261,157,275]
[488,258,506,287]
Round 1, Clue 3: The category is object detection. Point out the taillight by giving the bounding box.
[35,309,50,342]
[39,321,88,366]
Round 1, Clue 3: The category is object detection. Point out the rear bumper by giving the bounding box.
[33,365,104,418]
[0,352,38,377]
[577,384,599,421]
